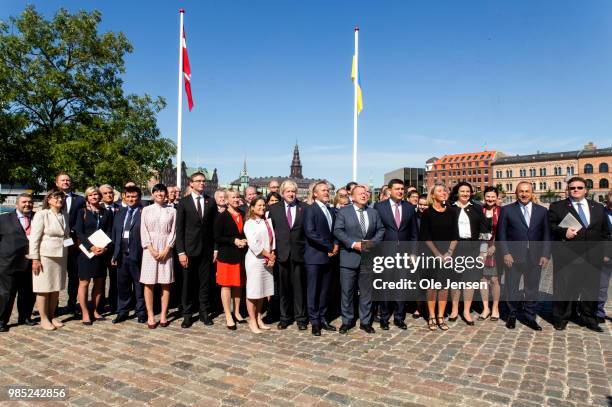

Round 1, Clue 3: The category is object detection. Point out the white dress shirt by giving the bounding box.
[353,204,369,232]
[191,191,204,217]
[458,206,472,239]
[389,199,403,223]
[284,201,297,228]
[16,210,31,233]
[571,198,590,225]
[65,192,73,213]
[519,201,533,227]
[315,200,333,231]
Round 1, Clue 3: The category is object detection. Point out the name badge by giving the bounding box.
[63,238,74,247]
[123,231,130,239]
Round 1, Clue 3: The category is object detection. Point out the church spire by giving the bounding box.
[290,143,303,179]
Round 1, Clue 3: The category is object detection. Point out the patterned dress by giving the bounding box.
[139,203,176,284]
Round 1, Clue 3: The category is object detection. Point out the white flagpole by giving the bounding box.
[176,9,185,189]
[352,27,359,182]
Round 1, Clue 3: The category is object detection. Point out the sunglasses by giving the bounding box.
[569,186,585,191]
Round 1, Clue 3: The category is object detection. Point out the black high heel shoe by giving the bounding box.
[232,314,247,324]
[227,323,237,331]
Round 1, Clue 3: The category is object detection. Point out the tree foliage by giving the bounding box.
[0,6,175,192]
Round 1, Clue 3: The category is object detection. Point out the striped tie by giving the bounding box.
[358,208,367,237]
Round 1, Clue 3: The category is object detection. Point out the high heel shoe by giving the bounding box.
[159,321,170,328]
[448,315,458,322]
[147,322,158,329]
[227,323,237,331]
[82,321,93,326]
[232,314,247,324]
[427,318,437,331]
[437,317,449,331]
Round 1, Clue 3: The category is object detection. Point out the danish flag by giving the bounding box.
[182,28,193,111]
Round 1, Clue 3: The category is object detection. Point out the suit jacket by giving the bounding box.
[66,193,86,232]
[548,198,611,267]
[27,209,70,260]
[303,202,336,265]
[0,211,33,275]
[497,201,551,263]
[213,209,246,264]
[374,199,418,254]
[267,200,306,263]
[175,194,217,258]
[75,208,113,250]
[334,204,385,269]
[111,206,143,263]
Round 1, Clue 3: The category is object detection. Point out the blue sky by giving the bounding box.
[3,1,612,186]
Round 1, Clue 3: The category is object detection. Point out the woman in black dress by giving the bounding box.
[75,187,113,325]
[419,183,458,331]
[448,182,489,326]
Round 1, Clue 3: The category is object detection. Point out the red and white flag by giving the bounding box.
[182,28,194,111]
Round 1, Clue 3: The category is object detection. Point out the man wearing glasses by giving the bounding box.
[549,177,610,332]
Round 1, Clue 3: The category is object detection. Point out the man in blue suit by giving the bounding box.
[110,186,146,324]
[304,181,339,336]
[497,181,551,331]
[374,179,418,331]
[334,185,385,334]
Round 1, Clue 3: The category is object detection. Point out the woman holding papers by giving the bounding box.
[27,189,70,330]
[75,187,113,325]
[140,184,176,329]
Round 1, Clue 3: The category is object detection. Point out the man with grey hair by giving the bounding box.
[0,193,36,331]
[268,180,308,330]
[167,186,180,208]
[268,179,280,194]
[240,186,257,214]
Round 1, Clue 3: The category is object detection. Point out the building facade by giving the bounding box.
[157,159,219,196]
[425,150,499,194]
[491,143,611,203]
[383,167,426,194]
[229,144,335,199]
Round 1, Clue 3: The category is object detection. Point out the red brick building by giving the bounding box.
[425,150,500,193]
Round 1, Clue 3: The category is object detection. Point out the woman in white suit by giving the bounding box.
[27,189,70,331]
[244,197,276,334]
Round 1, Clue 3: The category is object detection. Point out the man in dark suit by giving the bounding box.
[374,179,418,331]
[100,184,120,314]
[110,186,146,324]
[497,181,551,331]
[268,180,308,330]
[239,186,257,214]
[303,181,338,336]
[334,185,385,334]
[56,172,86,314]
[549,177,610,332]
[175,172,217,328]
[598,190,612,323]
[0,194,36,331]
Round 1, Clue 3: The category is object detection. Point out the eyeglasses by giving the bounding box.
[192,180,205,183]
[569,186,585,191]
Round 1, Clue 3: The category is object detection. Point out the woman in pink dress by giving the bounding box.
[140,184,176,328]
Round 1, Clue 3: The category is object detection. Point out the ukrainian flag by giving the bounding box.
[351,55,363,115]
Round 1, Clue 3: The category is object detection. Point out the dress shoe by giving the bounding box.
[82,321,93,326]
[464,319,475,327]
[393,320,408,330]
[277,321,290,330]
[112,314,129,324]
[232,314,247,324]
[147,322,157,329]
[585,323,603,333]
[338,324,350,334]
[19,318,37,326]
[311,325,321,336]
[227,323,237,331]
[0,323,8,332]
[360,324,375,334]
[320,321,337,331]
[297,322,308,331]
[523,319,542,331]
[596,316,605,323]
[380,321,390,330]
[554,321,568,331]
[159,321,170,328]
[506,317,516,329]
[137,316,147,324]
[181,316,193,329]
[200,316,213,326]
[448,315,458,322]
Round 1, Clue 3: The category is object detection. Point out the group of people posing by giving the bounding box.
[0,172,610,336]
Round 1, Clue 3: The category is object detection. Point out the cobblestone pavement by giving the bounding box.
[0,297,610,407]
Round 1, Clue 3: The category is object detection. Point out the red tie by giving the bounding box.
[394,203,401,229]
[23,216,31,236]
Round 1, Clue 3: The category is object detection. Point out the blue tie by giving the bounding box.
[576,202,588,227]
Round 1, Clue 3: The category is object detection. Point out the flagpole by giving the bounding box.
[176,9,185,190]
[352,27,359,182]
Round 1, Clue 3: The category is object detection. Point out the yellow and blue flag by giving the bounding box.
[351,55,363,114]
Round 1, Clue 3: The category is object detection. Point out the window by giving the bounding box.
[584,164,593,174]
[585,179,594,189]
[600,179,609,189]
[484,169,489,175]
[539,168,546,176]
[484,177,488,183]
[600,163,609,173]
[480,155,485,159]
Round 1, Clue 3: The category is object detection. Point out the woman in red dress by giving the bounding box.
[214,189,248,329]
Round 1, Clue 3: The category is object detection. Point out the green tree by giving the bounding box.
[0,6,174,192]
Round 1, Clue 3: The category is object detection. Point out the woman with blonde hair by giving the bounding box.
[27,189,69,330]
[75,186,113,325]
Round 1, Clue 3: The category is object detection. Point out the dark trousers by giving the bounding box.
[66,247,79,308]
[181,254,212,318]
[380,301,406,324]
[278,259,307,324]
[101,264,118,313]
[597,263,611,318]
[505,259,541,321]
[553,259,600,325]
[0,268,34,324]
[305,263,332,326]
[170,252,183,310]
[116,257,145,317]
[340,265,372,326]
